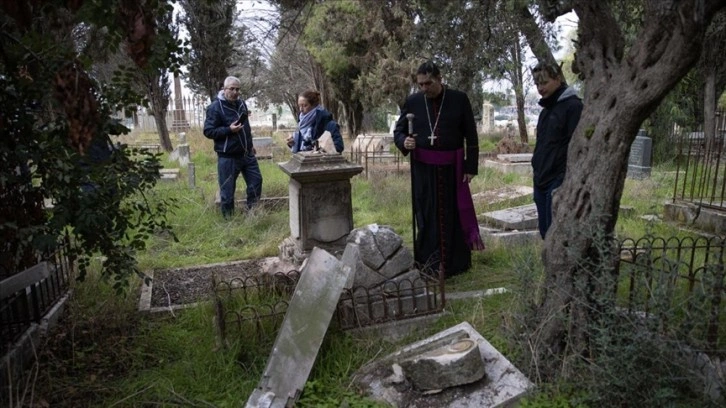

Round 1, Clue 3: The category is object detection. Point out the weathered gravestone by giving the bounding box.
[627,129,652,179]
[278,153,363,264]
[253,137,274,159]
[169,132,190,167]
[245,247,352,408]
[483,153,533,176]
[480,203,539,231]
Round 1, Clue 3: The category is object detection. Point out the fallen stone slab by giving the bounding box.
[246,247,352,408]
[480,203,539,231]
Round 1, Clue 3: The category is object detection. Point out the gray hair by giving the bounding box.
[224,76,241,87]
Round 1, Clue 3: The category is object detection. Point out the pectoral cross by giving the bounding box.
[424,88,446,147]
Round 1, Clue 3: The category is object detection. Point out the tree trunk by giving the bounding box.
[147,78,173,152]
[512,39,528,144]
[153,113,174,152]
[532,0,725,379]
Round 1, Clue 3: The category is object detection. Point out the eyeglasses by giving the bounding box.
[226,87,240,92]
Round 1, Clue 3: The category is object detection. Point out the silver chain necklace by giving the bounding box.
[424,87,446,146]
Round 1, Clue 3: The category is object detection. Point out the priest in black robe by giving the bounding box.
[393,61,484,278]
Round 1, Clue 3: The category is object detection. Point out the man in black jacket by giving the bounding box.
[204,76,263,218]
[531,61,583,238]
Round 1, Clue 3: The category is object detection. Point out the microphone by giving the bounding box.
[406,113,415,136]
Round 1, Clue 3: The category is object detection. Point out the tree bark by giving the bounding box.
[533,0,726,379]
[511,39,529,144]
[146,75,174,152]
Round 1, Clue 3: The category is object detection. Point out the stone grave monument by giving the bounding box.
[337,224,442,329]
[253,136,274,159]
[627,129,652,179]
[246,247,352,408]
[169,131,190,168]
[170,74,190,132]
[278,152,363,264]
[480,101,494,134]
[478,191,541,246]
[483,153,533,176]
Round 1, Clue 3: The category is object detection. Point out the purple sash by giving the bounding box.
[412,148,485,250]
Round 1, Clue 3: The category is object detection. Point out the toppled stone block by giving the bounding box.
[347,225,386,269]
[400,338,486,391]
[378,246,414,279]
[341,243,386,288]
[352,322,534,407]
[343,224,414,287]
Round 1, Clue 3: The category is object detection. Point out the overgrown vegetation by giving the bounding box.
[12,127,720,407]
[0,0,183,290]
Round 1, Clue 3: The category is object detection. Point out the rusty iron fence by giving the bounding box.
[209,235,725,355]
[346,148,498,180]
[617,235,726,354]
[334,274,443,330]
[673,110,726,209]
[213,271,300,344]
[1,232,75,354]
[348,149,408,179]
[213,268,444,345]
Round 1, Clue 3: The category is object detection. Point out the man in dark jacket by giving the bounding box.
[531,61,583,238]
[204,76,263,218]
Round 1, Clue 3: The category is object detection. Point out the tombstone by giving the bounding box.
[388,114,399,135]
[480,101,494,134]
[188,162,196,188]
[351,133,394,154]
[278,153,363,264]
[480,203,539,231]
[158,168,180,182]
[483,153,533,176]
[169,132,190,167]
[336,225,443,328]
[246,247,352,408]
[627,129,652,179]
[253,137,274,159]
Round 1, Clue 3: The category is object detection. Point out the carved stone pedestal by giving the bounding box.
[278,153,363,264]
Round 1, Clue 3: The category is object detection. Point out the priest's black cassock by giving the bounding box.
[394,86,483,278]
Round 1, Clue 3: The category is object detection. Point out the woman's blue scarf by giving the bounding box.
[296,106,321,151]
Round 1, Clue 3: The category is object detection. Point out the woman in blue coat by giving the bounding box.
[286,90,344,153]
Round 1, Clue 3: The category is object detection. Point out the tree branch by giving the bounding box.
[516,4,557,66]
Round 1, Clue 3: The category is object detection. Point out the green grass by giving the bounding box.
[28,128,718,407]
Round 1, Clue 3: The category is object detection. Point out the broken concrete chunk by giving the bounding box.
[399,338,486,391]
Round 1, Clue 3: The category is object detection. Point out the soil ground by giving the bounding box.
[149,257,299,308]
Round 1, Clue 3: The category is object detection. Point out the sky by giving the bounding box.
[484,11,579,101]
[172,4,579,108]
